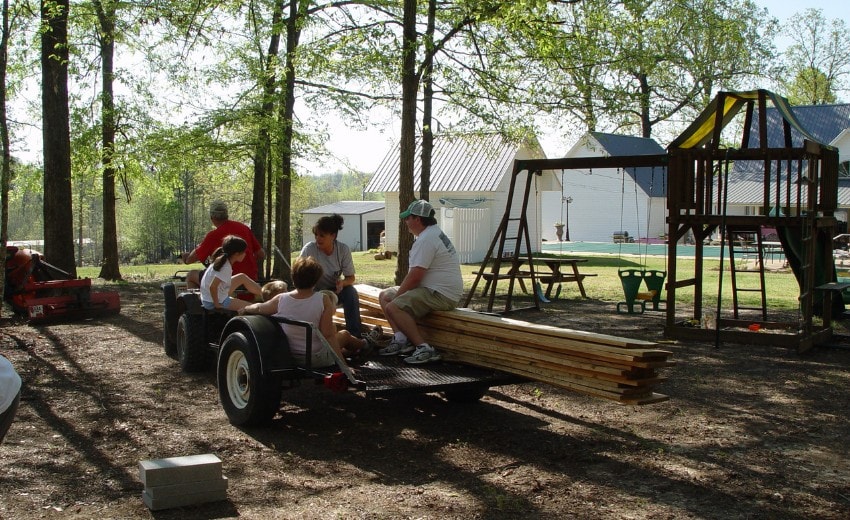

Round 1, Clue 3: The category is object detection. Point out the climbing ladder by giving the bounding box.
[463,165,540,313]
[726,226,767,320]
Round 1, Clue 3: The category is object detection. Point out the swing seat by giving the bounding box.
[642,269,667,311]
[617,269,646,314]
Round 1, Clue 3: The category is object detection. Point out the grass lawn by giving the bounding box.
[82,250,806,311]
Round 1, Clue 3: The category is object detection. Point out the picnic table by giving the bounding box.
[473,257,596,300]
[534,257,596,299]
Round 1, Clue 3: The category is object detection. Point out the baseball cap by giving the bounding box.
[400,199,435,219]
[209,200,229,220]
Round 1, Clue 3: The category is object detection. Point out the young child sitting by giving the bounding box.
[200,235,263,312]
[261,280,288,301]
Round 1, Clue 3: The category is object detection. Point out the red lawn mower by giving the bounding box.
[4,246,120,323]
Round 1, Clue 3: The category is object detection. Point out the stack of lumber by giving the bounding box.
[341,284,674,405]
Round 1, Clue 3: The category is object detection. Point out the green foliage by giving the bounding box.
[779,8,850,104]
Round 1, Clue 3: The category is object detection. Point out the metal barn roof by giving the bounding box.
[365,133,536,193]
[589,132,668,197]
[301,201,385,215]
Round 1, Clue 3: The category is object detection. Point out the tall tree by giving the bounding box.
[396,0,417,284]
[41,0,76,275]
[0,0,11,312]
[92,0,121,280]
[780,8,850,104]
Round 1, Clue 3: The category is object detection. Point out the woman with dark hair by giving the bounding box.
[299,213,363,337]
[200,235,263,311]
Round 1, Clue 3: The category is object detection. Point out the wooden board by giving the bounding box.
[349,284,673,405]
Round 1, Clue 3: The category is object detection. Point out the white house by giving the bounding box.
[300,201,385,252]
[365,133,555,263]
[546,132,667,243]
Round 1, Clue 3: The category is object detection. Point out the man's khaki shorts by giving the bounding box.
[384,286,457,319]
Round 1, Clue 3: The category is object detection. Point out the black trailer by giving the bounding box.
[162,281,521,426]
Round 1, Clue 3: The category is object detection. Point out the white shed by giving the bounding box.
[365,133,555,263]
[543,132,667,243]
[301,201,385,252]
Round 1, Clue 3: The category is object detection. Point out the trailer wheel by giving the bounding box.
[443,387,488,403]
[217,332,282,426]
[161,283,178,359]
[176,313,210,372]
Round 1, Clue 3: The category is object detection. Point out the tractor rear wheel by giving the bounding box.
[176,313,210,372]
[217,331,282,426]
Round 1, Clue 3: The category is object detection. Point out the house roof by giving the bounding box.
[365,133,541,193]
[727,102,850,205]
[746,102,850,148]
[587,132,667,197]
[301,201,385,215]
[669,90,825,149]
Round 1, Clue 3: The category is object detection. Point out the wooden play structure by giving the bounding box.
[465,89,842,352]
[664,90,842,352]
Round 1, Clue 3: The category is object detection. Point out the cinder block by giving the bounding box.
[138,454,222,488]
[145,476,228,500]
[142,486,228,511]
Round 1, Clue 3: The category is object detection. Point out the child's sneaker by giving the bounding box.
[378,339,414,356]
[403,345,442,364]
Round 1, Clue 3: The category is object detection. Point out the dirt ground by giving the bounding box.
[1,281,849,519]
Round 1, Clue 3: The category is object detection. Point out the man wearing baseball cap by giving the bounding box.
[182,200,266,288]
[378,199,463,364]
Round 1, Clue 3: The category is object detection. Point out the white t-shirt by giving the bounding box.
[410,224,463,303]
[0,355,21,414]
[200,261,233,306]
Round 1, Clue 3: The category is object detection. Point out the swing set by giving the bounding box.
[615,165,668,314]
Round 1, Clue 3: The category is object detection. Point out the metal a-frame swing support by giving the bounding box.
[664,89,843,353]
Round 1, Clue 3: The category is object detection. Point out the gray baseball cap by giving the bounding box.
[209,200,228,220]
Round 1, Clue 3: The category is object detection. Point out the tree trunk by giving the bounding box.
[396,0,418,285]
[94,0,121,280]
[252,1,283,280]
[41,0,76,276]
[0,0,11,314]
[273,0,303,282]
[419,0,436,202]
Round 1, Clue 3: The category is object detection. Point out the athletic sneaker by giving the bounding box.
[403,345,442,364]
[378,339,415,356]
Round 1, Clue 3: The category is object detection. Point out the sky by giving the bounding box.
[309,0,850,177]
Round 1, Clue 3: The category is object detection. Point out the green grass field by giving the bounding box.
[81,251,806,310]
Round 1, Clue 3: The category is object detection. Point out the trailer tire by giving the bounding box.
[217,332,282,426]
[177,313,210,372]
[442,387,488,403]
[161,283,178,359]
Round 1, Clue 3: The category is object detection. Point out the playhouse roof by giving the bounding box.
[365,133,543,193]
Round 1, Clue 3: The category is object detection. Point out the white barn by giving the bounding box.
[300,201,385,252]
[365,133,555,263]
[545,132,667,243]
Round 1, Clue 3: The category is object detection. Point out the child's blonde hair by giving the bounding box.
[261,280,288,301]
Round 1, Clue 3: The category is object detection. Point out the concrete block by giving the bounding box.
[146,476,228,500]
[138,454,222,487]
[142,486,228,511]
